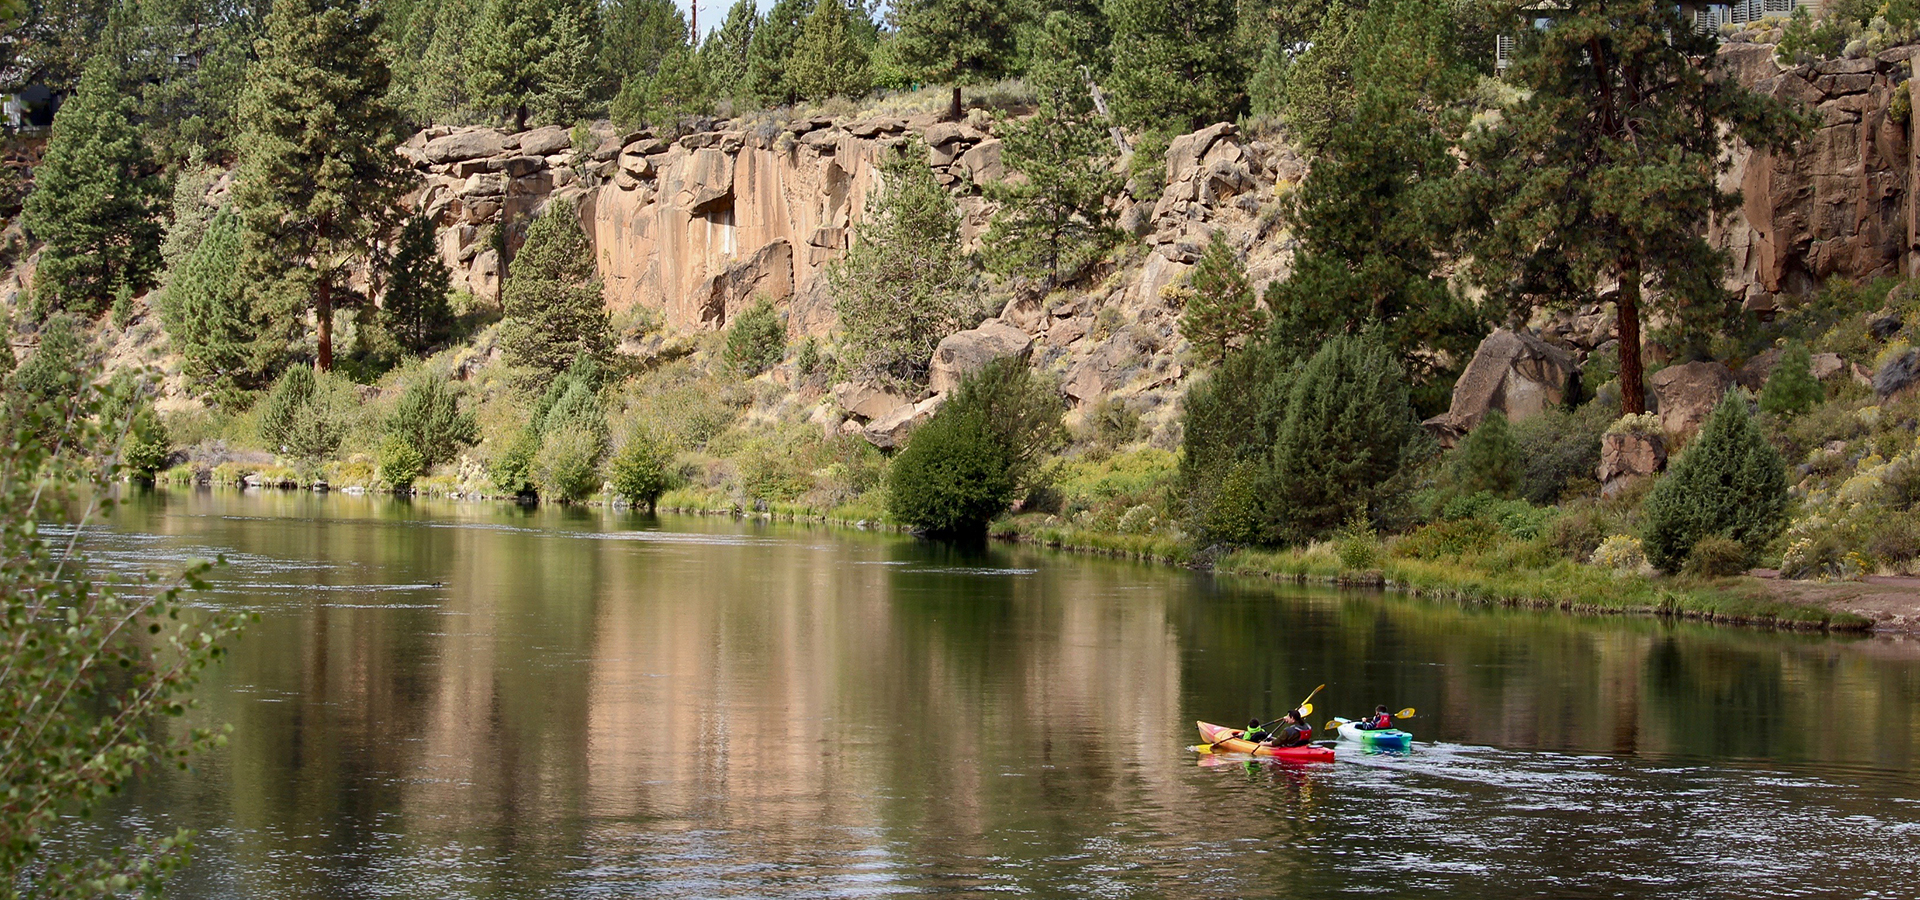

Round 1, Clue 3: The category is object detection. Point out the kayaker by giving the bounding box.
[1242,718,1271,743]
[1356,705,1393,730]
[1263,709,1313,748]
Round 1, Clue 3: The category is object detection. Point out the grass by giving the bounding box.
[1213,545,1872,631]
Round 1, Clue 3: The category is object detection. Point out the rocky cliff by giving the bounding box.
[392,38,1920,445]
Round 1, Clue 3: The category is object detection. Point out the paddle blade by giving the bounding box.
[1396,708,1417,718]
[1299,702,1313,717]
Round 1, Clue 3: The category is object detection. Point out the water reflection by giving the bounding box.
[76,488,1920,898]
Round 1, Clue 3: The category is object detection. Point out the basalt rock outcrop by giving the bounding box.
[1423,329,1577,445]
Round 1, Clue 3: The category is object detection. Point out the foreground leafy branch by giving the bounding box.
[0,369,247,898]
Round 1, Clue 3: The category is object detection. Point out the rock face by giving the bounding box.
[1649,360,1735,435]
[928,321,1034,394]
[1598,430,1668,498]
[1712,46,1918,305]
[1423,329,1577,445]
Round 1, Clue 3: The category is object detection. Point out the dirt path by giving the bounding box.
[1746,571,1920,632]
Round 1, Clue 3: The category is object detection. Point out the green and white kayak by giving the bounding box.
[1334,719,1413,750]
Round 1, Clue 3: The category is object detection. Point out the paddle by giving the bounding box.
[1324,708,1417,731]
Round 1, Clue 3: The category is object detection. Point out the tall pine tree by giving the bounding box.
[160,208,270,403]
[21,52,164,317]
[383,216,454,354]
[981,24,1121,291]
[743,0,814,106]
[787,0,870,101]
[892,0,1016,121]
[1178,232,1265,368]
[1465,0,1801,416]
[699,0,759,101]
[500,199,612,374]
[1261,0,1485,414]
[1103,0,1245,129]
[234,0,406,372]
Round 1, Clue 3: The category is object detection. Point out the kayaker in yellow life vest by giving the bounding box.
[1263,709,1313,748]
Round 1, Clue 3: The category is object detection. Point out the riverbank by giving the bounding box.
[987,514,1883,633]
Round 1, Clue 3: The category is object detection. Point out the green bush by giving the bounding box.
[609,429,671,512]
[378,434,426,490]
[1545,506,1608,561]
[259,366,343,460]
[1759,343,1823,417]
[724,297,786,375]
[1392,518,1502,560]
[1268,332,1421,544]
[886,411,1015,537]
[886,358,1063,537]
[1334,517,1379,569]
[1512,403,1611,504]
[1682,534,1748,578]
[388,376,477,469]
[1643,395,1789,573]
[1443,410,1520,498]
[535,424,604,503]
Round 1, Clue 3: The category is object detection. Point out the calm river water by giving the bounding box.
[68,489,1920,898]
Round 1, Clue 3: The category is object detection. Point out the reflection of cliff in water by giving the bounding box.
[80,489,1920,897]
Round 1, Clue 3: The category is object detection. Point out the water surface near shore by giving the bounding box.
[71,488,1920,898]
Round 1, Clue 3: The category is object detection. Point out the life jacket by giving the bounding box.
[1372,713,1392,729]
[1276,722,1311,747]
[1243,725,1269,743]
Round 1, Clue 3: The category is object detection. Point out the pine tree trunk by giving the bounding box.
[948,85,962,122]
[1617,256,1644,416]
[316,277,334,373]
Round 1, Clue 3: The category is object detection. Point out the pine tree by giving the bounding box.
[391,0,482,123]
[787,0,870,101]
[1268,331,1420,543]
[384,216,453,354]
[98,0,262,164]
[1444,410,1521,498]
[1465,0,1802,418]
[532,2,598,125]
[160,208,270,403]
[699,0,759,101]
[603,0,688,85]
[233,0,406,373]
[1642,394,1788,573]
[1103,0,1245,129]
[886,358,1062,537]
[500,199,612,374]
[891,0,1016,121]
[981,23,1121,290]
[1,0,108,96]
[829,142,978,386]
[467,0,594,129]
[1759,343,1823,417]
[387,376,477,468]
[1178,232,1265,368]
[1261,0,1485,415]
[743,0,814,106]
[21,54,164,317]
[612,45,709,130]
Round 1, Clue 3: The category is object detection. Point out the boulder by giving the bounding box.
[1165,122,1237,184]
[1062,330,1150,403]
[833,381,917,421]
[424,129,510,164]
[924,121,985,148]
[1421,328,1576,445]
[501,155,545,178]
[847,117,906,138]
[517,125,572,157]
[1810,352,1847,381]
[956,139,1004,183]
[1734,346,1785,390]
[928,321,1035,394]
[1598,430,1668,498]
[1649,360,1735,434]
[623,136,668,156]
[863,395,946,450]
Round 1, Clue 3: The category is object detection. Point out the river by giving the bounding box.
[63,488,1920,898]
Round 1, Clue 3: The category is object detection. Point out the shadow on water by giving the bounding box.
[62,488,1920,899]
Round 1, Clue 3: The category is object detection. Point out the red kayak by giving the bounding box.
[1195,721,1336,763]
